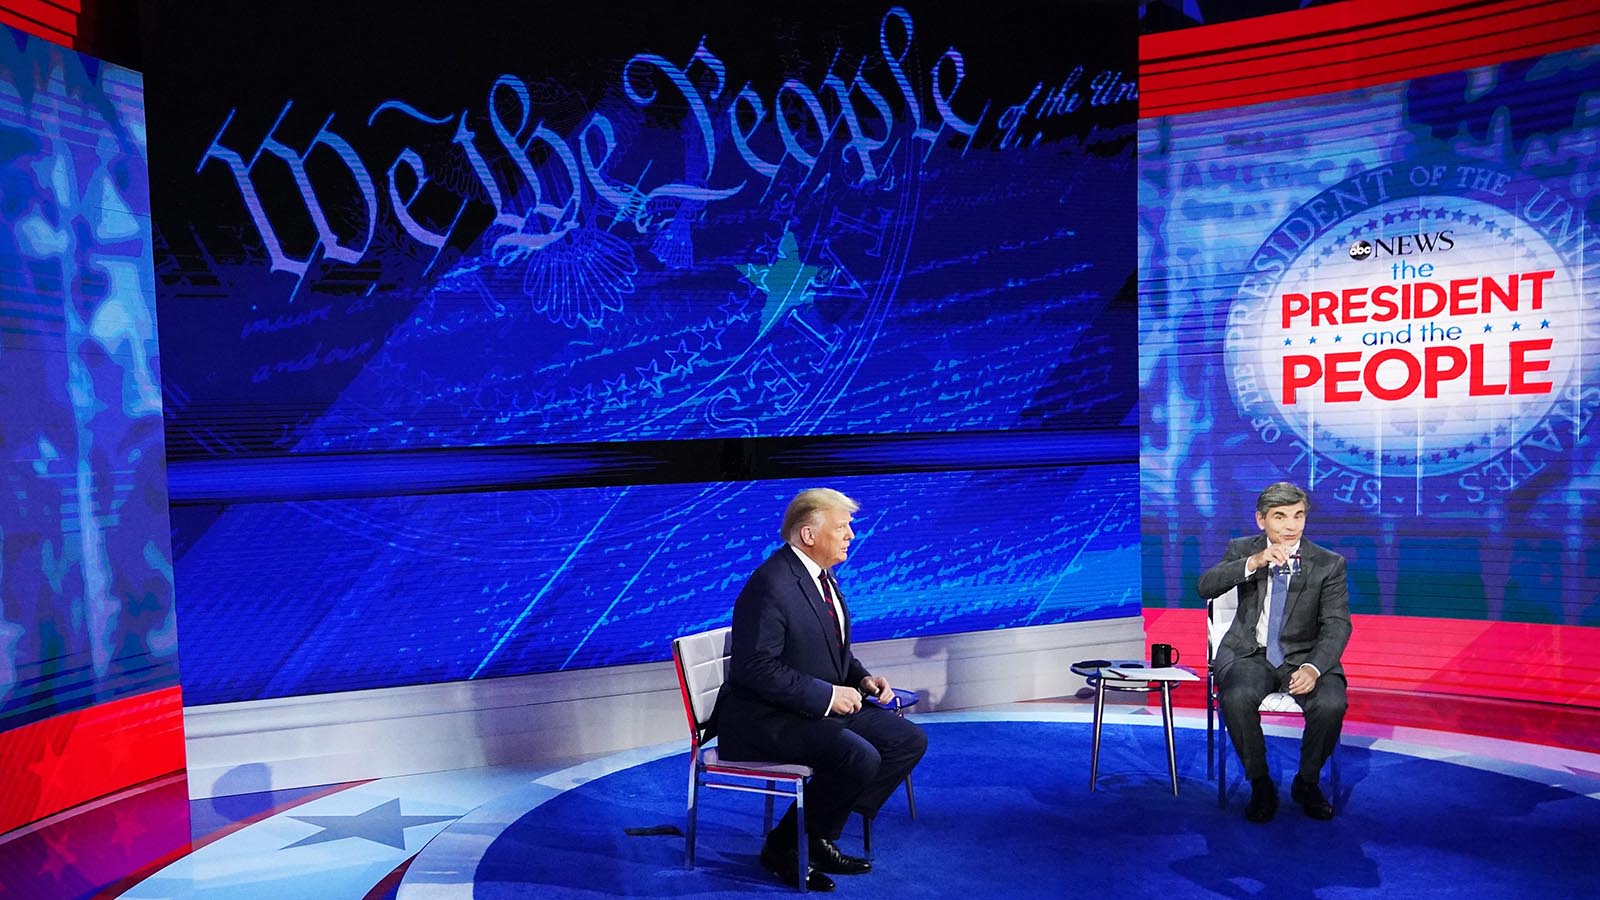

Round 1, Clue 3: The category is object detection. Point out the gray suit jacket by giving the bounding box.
[1197,535,1352,678]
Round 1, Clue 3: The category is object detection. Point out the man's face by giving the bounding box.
[1255,501,1307,547]
[801,506,854,568]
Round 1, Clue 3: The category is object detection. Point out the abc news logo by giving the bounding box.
[1349,230,1455,261]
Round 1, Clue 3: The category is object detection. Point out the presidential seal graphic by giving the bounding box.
[1226,159,1596,509]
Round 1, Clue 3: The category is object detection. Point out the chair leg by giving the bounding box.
[894,707,917,820]
[763,781,775,834]
[794,784,808,893]
[1206,681,1216,778]
[686,761,700,868]
[1217,717,1229,810]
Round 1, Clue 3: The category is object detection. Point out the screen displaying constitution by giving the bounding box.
[144,2,1141,703]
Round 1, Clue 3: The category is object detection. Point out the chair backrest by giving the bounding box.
[672,627,734,744]
[1208,586,1304,712]
[1207,587,1239,658]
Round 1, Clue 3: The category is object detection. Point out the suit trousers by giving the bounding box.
[754,704,928,842]
[1219,651,1347,783]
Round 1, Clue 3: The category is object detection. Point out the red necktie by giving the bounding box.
[819,570,844,639]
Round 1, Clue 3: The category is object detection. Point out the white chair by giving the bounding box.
[1206,588,1340,807]
[672,627,815,891]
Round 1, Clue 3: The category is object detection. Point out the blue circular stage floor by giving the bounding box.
[396,709,1600,900]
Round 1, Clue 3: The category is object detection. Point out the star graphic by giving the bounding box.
[697,319,726,351]
[1308,336,1318,345]
[633,359,668,397]
[109,803,150,855]
[1512,321,1522,331]
[739,230,821,337]
[38,829,77,881]
[665,339,698,375]
[284,798,455,851]
[1483,323,1493,333]
[1284,337,1293,346]
[1541,320,1550,329]
[27,733,68,786]
[718,292,753,324]
[1334,334,1342,343]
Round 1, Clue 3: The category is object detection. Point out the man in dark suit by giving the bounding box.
[715,488,928,892]
[1198,482,1350,823]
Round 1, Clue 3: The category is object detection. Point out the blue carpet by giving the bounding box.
[472,720,1599,899]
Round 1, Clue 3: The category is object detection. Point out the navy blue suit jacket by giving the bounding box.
[715,546,870,754]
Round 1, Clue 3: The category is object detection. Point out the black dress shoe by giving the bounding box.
[1245,776,1278,823]
[760,839,835,892]
[809,836,872,875]
[1292,776,1335,820]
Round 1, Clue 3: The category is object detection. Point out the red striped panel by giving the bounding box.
[1,0,75,32]
[0,686,187,836]
[1143,608,1600,710]
[0,0,77,47]
[1140,0,1600,118]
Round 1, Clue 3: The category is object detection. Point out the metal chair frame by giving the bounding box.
[672,627,814,891]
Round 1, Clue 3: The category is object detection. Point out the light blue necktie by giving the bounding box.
[1265,562,1292,667]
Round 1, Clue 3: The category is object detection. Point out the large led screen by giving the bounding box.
[0,28,172,737]
[145,3,1141,703]
[1139,44,1600,626]
[0,23,180,836]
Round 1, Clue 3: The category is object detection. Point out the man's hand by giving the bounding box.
[1288,665,1319,695]
[1252,542,1294,572]
[859,674,891,699]
[830,684,863,715]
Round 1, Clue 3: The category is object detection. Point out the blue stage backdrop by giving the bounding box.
[1140,37,1600,626]
[143,3,1141,704]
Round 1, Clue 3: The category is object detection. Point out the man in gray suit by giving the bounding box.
[1198,482,1350,823]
